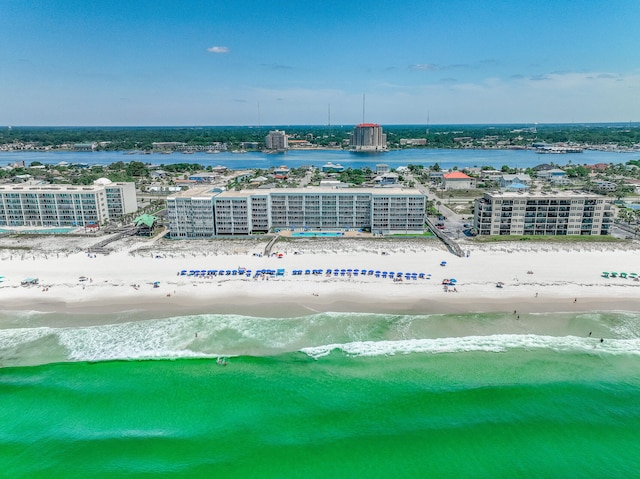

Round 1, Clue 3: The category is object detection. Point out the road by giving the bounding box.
[406,172,471,240]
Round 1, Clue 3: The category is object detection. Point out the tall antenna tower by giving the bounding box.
[426,111,430,136]
[257,102,261,128]
[362,93,366,124]
[328,103,331,127]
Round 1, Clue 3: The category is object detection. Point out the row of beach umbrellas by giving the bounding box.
[292,269,432,279]
[179,268,434,280]
[601,272,638,279]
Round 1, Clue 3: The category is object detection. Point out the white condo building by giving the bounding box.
[349,124,387,152]
[265,130,288,150]
[473,191,614,236]
[0,180,137,227]
[167,187,426,237]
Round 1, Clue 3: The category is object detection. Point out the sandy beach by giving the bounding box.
[1,234,640,324]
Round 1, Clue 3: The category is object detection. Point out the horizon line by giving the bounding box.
[3,121,639,129]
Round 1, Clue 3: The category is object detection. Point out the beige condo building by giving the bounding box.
[167,187,426,237]
[473,191,614,236]
[0,181,137,227]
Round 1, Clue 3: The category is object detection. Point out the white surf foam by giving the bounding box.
[300,334,640,359]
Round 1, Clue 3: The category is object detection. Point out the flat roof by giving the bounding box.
[484,191,608,199]
[0,184,104,192]
[169,186,424,200]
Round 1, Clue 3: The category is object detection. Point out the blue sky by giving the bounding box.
[1,0,639,125]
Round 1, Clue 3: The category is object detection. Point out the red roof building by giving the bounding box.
[443,171,476,190]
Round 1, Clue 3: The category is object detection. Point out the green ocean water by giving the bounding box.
[1,311,640,478]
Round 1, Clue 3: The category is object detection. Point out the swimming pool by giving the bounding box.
[291,231,345,237]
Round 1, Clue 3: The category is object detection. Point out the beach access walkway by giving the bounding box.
[425,217,465,257]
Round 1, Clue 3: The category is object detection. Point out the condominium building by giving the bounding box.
[167,187,426,238]
[0,181,137,227]
[473,191,613,236]
[265,130,288,150]
[349,124,387,152]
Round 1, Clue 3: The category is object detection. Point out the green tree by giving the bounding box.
[125,161,149,177]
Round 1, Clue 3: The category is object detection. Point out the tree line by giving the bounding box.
[3,124,640,150]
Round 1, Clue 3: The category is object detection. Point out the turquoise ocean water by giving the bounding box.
[1,310,640,478]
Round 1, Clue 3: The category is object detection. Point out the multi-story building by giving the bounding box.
[265,130,288,150]
[349,124,387,152]
[0,180,137,227]
[473,191,613,236]
[166,187,426,238]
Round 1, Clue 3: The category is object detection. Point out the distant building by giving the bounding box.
[443,171,476,190]
[376,164,390,175]
[592,180,617,192]
[536,168,566,180]
[473,191,613,236]
[499,174,531,188]
[321,162,345,173]
[152,142,185,151]
[73,142,97,151]
[188,174,218,183]
[349,124,387,152]
[265,130,288,150]
[399,138,427,146]
[288,139,313,148]
[373,172,399,185]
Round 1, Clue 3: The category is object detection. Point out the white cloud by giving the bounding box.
[409,63,440,71]
[206,46,229,54]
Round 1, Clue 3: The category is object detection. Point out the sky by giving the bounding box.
[1,0,640,126]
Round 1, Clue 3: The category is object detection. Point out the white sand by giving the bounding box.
[1,235,640,319]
